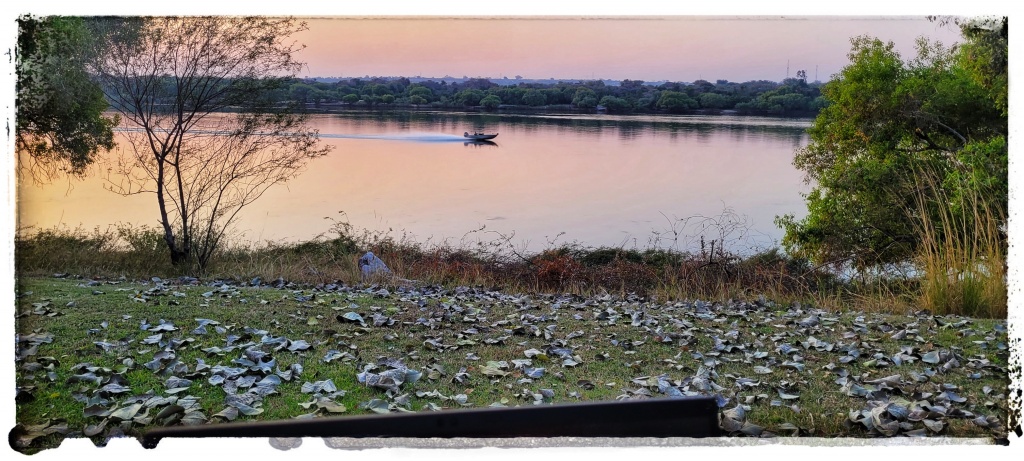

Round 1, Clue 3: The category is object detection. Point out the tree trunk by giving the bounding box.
[169,247,190,265]
[156,158,190,266]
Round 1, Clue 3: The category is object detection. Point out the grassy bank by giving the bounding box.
[15,221,946,317]
[12,275,1011,452]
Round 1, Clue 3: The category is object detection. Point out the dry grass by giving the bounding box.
[911,169,1007,318]
[16,222,837,306]
[13,202,1006,319]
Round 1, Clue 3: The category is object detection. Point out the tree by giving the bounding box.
[778,22,1007,270]
[657,91,697,112]
[928,16,1008,117]
[407,85,433,102]
[598,96,631,112]
[289,82,316,104]
[460,78,496,90]
[692,79,715,92]
[455,89,485,106]
[15,15,117,180]
[521,89,547,106]
[479,95,501,110]
[367,83,393,96]
[92,17,332,269]
[572,88,598,109]
[698,93,731,110]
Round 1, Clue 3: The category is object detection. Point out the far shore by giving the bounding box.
[296,102,821,119]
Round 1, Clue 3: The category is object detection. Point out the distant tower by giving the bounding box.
[815,65,818,82]
[786,60,790,79]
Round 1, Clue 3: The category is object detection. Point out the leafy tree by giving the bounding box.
[657,91,697,112]
[15,15,117,180]
[407,85,433,102]
[541,88,567,105]
[460,78,496,90]
[778,22,1007,270]
[692,79,715,92]
[635,95,658,110]
[92,17,332,268]
[943,16,1007,116]
[598,96,631,112]
[620,79,645,89]
[342,94,360,104]
[309,88,328,107]
[808,96,829,111]
[289,83,316,104]
[367,83,393,96]
[698,93,731,110]
[387,77,410,95]
[522,89,547,106]
[572,88,598,108]
[480,95,501,110]
[766,93,809,113]
[455,89,485,106]
[489,86,523,105]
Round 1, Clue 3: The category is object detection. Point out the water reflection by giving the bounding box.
[463,140,499,148]
[328,109,809,138]
[18,110,811,253]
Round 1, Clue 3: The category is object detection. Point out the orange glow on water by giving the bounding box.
[18,113,811,252]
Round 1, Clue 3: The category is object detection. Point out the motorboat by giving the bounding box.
[464,131,498,140]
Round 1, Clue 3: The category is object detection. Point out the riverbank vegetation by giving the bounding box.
[276,73,825,116]
[777,17,1008,320]
[7,217,940,317]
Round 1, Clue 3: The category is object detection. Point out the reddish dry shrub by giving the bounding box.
[533,252,583,290]
[593,259,659,294]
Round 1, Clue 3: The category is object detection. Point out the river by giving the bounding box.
[17,110,812,254]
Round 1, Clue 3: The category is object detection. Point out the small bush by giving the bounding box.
[15,224,175,277]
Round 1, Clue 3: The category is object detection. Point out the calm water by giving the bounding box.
[18,111,811,253]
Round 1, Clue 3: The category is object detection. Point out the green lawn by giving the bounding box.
[12,275,1011,452]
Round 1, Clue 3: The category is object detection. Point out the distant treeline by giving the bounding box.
[277,76,826,116]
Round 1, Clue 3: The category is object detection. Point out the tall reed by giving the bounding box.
[911,168,1006,318]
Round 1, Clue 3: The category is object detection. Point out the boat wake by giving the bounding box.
[114,127,471,143]
[317,132,470,143]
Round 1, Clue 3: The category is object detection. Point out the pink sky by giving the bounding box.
[293,16,963,83]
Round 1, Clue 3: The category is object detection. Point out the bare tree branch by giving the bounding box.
[92,17,331,269]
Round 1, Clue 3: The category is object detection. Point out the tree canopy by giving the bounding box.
[266,74,823,116]
[777,17,1008,270]
[15,15,116,180]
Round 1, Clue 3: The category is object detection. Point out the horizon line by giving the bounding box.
[298,75,824,84]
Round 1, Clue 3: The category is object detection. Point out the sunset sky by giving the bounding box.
[292,16,963,83]
[0,2,1003,86]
